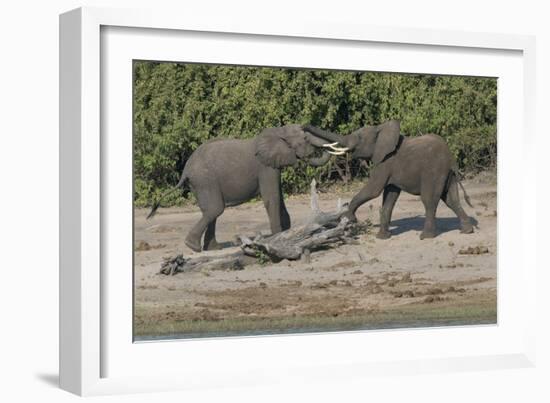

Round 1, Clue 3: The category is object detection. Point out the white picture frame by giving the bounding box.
[59,6,537,396]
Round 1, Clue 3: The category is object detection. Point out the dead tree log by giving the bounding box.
[159,251,255,275]
[240,180,370,261]
[159,179,369,275]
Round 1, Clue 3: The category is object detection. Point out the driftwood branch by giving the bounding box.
[159,179,369,275]
[159,250,256,275]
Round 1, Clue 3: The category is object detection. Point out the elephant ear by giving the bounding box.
[372,120,401,165]
[255,128,298,169]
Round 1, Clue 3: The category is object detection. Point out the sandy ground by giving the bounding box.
[133,171,497,339]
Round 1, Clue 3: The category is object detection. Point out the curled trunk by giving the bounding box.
[303,125,349,146]
[303,132,335,166]
[303,125,361,153]
[305,131,330,147]
[307,151,331,166]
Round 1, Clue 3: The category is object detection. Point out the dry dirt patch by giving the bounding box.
[134,174,497,339]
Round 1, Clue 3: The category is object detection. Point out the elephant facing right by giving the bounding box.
[303,120,475,240]
[146,124,334,252]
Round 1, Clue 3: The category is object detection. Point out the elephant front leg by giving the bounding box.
[263,197,285,234]
[259,169,287,234]
[279,193,291,231]
[345,172,387,223]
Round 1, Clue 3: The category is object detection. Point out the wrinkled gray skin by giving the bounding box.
[303,120,474,239]
[147,124,332,252]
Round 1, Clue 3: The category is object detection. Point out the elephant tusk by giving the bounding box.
[330,145,350,152]
[328,150,347,156]
[323,142,349,152]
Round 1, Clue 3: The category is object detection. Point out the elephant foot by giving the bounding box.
[460,220,474,234]
[203,240,222,251]
[376,229,392,240]
[341,211,358,223]
[184,237,202,252]
[420,230,436,240]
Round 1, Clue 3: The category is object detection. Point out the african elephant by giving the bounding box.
[303,120,474,239]
[147,124,332,252]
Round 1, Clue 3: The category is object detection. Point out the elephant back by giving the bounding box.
[185,138,258,179]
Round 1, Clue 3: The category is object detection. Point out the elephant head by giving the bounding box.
[255,124,333,168]
[302,120,402,165]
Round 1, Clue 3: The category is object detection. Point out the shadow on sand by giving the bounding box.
[381,215,478,237]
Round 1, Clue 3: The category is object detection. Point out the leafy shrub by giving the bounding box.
[134,62,496,207]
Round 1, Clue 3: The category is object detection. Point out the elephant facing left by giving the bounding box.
[147,124,335,252]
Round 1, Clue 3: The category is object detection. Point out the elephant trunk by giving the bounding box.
[307,150,332,167]
[304,131,343,165]
[305,131,330,148]
[303,125,351,148]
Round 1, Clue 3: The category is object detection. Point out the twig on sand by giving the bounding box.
[159,179,369,275]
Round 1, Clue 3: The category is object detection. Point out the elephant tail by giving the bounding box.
[457,179,473,208]
[146,173,188,220]
[450,167,473,208]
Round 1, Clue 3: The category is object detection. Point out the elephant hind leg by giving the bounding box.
[441,174,473,234]
[185,187,225,252]
[203,218,222,250]
[419,177,446,240]
[419,198,439,239]
[377,185,401,239]
[185,216,209,252]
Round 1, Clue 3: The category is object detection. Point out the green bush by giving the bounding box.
[134,62,496,207]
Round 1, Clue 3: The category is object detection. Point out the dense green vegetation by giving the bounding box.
[134,61,497,207]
